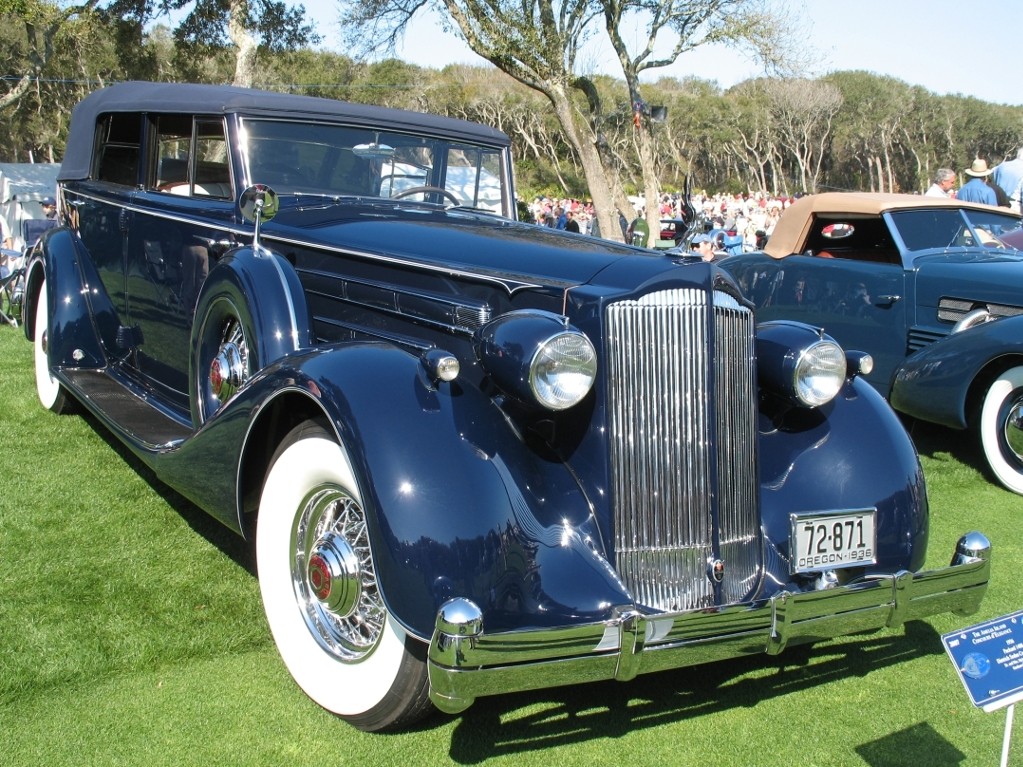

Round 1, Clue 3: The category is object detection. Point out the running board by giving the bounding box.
[62,369,193,448]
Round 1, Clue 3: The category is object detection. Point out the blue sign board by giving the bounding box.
[943,609,1023,712]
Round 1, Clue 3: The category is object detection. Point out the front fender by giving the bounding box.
[758,376,929,577]
[158,342,630,641]
[891,316,1023,429]
[300,344,631,639]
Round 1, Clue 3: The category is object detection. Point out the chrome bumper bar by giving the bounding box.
[426,532,991,714]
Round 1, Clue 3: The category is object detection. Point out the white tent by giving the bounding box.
[0,162,60,250]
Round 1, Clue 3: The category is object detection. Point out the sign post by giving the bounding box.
[943,610,1023,767]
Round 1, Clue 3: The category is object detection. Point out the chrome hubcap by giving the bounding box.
[1003,399,1023,461]
[210,342,245,401]
[307,533,361,616]
[208,319,248,407]
[291,487,383,661]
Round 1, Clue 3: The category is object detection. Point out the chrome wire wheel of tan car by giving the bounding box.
[979,365,1023,494]
[256,421,432,731]
[33,280,72,414]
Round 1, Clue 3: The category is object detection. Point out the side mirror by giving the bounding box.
[239,184,279,255]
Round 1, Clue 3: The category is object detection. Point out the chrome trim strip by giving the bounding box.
[427,538,990,713]
[65,188,237,232]
[271,229,547,295]
[267,249,301,351]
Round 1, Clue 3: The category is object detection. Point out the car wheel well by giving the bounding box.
[22,262,43,342]
[238,392,332,539]
[966,355,1023,427]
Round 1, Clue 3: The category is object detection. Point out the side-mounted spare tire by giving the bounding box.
[189,247,313,426]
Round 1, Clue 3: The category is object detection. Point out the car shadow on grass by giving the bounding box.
[902,416,986,478]
[444,621,943,761]
[78,408,257,576]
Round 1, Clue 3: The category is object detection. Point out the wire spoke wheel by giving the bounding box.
[257,422,433,731]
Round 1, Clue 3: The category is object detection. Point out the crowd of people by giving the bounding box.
[527,149,1023,256]
[924,151,1023,211]
[526,190,795,250]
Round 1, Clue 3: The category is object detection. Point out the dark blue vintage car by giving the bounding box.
[24,84,990,731]
[720,193,1023,494]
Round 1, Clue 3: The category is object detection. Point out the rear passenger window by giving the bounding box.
[96,113,141,186]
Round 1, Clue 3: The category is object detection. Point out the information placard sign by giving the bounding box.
[943,609,1023,713]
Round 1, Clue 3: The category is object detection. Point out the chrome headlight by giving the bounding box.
[475,310,597,411]
[529,331,597,409]
[756,321,847,408]
[792,339,846,407]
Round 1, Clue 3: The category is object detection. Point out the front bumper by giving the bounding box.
[427,532,991,714]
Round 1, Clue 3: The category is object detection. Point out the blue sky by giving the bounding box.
[304,0,1022,106]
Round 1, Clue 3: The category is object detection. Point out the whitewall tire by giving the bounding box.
[33,280,71,414]
[979,365,1023,494]
[256,422,432,731]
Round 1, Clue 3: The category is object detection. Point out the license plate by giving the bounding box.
[790,510,876,574]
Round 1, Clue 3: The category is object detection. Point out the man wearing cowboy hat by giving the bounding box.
[957,159,998,205]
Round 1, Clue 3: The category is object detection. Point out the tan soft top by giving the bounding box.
[764,192,1006,259]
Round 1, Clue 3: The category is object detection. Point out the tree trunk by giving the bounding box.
[547,84,624,242]
[228,0,258,88]
[636,121,662,248]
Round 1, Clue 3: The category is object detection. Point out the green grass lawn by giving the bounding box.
[1,324,1019,766]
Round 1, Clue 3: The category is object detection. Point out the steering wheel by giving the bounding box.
[392,185,460,206]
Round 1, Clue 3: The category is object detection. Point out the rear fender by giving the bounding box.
[891,316,1023,429]
[28,227,120,369]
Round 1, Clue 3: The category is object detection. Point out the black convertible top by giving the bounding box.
[59,81,511,182]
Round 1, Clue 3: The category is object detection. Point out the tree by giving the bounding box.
[97,0,318,86]
[762,78,841,194]
[336,0,646,240]
[336,0,806,241]
[600,0,802,243]
[1,0,104,112]
[1,0,126,161]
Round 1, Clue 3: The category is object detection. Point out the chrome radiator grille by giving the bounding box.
[606,288,760,611]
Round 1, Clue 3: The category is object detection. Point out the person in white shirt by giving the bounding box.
[924,168,956,197]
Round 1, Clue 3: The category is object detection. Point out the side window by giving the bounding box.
[96,113,141,186]
[444,145,503,211]
[153,114,192,192]
[194,120,231,200]
[152,115,232,200]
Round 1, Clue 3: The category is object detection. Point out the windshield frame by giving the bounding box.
[238,117,513,216]
[888,207,1023,255]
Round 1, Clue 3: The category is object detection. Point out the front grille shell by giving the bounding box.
[606,288,760,611]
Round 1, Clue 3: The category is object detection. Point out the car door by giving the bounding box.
[69,111,141,356]
[728,253,908,394]
[125,114,236,407]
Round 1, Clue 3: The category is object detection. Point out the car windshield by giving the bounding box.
[890,208,1023,251]
[240,118,507,213]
